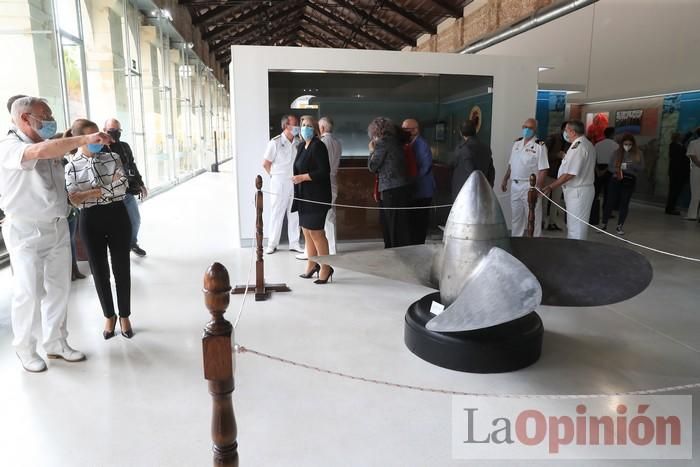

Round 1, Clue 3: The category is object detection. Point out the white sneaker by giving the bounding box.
[289,244,304,253]
[264,246,277,254]
[16,351,47,373]
[295,252,308,260]
[45,340,86,362]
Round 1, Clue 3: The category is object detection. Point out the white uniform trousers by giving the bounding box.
[267,176,300,249]
[324,183,338,254]
[543,175,564,227]
[563,185,595,240]
[687,169,700,219]
[4,217,71,353]
[510,181,542,237]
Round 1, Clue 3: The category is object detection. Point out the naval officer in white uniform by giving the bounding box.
[262,114,303,254]
[543,120,596,240]
[501,118,549,237]
[0,96,112,372]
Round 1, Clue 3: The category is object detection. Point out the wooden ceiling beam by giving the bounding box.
[382,0,436,34]
[302,16,365,49]
[306,1,394,50]
[332,0,415,46]
[427,0,463,18]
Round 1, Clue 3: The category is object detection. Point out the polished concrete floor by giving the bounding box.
[1,169,700,466]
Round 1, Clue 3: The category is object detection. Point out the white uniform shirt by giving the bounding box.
[594,138,619,166]
[687,139,700,172]
[321,132,342,179]
[263,133,300,177]
[64,150,128,208]
[0,126,68,222]
[509,137,549,180]
[558,135,596,188]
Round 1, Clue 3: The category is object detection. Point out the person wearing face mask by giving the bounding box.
[401,118,435,245]
[291,115,334,284]
[103,119,147,257]
[262,114,303,255]
[500,118,549,237]
[684,128,700,221]
[65,118,134,340]
[0,96,112,372]
[542,120,596,240]
[601,134,644,235]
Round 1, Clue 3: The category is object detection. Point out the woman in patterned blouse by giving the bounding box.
[64,119,134,339]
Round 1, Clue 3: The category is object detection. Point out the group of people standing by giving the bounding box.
[0,95,148,373]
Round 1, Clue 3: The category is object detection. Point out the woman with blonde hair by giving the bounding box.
[64,118,134,338]
[602,133,644,235]
[292,115,334,284]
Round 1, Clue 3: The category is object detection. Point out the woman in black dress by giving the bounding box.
[292,115,334,284]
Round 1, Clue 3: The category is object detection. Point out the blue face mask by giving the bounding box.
[522,128,535,139]
[87,143,103,154]
[291,126,300,137]
[30,116,57,140]
[562,131,571,143]
[300,126,314,141]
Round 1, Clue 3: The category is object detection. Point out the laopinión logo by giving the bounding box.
[452,395,692,459]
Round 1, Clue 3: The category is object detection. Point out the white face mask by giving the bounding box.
[623,144,633,152]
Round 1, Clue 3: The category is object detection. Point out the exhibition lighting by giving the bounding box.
[288,69,328,73]
[459,0,598,54]
[539,89,581,95]
[584,88,700,105]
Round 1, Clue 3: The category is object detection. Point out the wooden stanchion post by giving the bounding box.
[233,175,291,301]
[527,173,537,238]
[203,263,239,467]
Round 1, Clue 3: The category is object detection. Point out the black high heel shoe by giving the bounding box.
[119,317,134,339]
[299,263,321,279]
[103,316,117,340]
[314,266,334,284]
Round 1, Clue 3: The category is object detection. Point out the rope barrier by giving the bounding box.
[536,187,700,263]
[232,195,258,329]
[235,344,700,399]
[261,189,453,210]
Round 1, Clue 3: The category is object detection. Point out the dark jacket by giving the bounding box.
[450,136,494,201]
[368,135,411,192]
[292,137,332,213]
[104,141,144,195]
[669,142,690,179]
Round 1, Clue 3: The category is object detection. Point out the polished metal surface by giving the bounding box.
[510,237,654,307]
[426,248,542,332]
[439,171,511,306]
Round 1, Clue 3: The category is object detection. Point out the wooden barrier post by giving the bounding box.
[233,175,291,301]
[203,263,239,467]
[527,173,537,238]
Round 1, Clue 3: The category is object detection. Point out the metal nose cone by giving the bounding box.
[445,171,507,239]
[439,171,510,306]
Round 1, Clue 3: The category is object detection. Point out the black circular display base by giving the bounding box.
[404,292,543,373]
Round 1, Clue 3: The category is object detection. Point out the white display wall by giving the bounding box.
[228,45,539,246]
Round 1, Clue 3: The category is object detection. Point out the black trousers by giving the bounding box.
[603,177,636,227]
[590,168,610,225]
[666,173,689,212]
[409,197,432,245]
[380,185,412,248]
[80,202,132,318]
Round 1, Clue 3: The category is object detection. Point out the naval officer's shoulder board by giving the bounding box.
[514,136,524,142]
[571,141,581,150]
[536,139,545,146]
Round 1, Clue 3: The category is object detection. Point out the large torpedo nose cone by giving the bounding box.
[445,171,506,236]
[440,171,511,306]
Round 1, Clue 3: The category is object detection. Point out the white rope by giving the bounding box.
[232,195,258,329]
[537,187,700,263]
[261,189,453,210]
[236,345,700,399]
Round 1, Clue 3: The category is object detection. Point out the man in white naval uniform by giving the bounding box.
[500,118,549,237]
[543,120,596,240]
[262,114,303,254]
[0,96,111,372]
